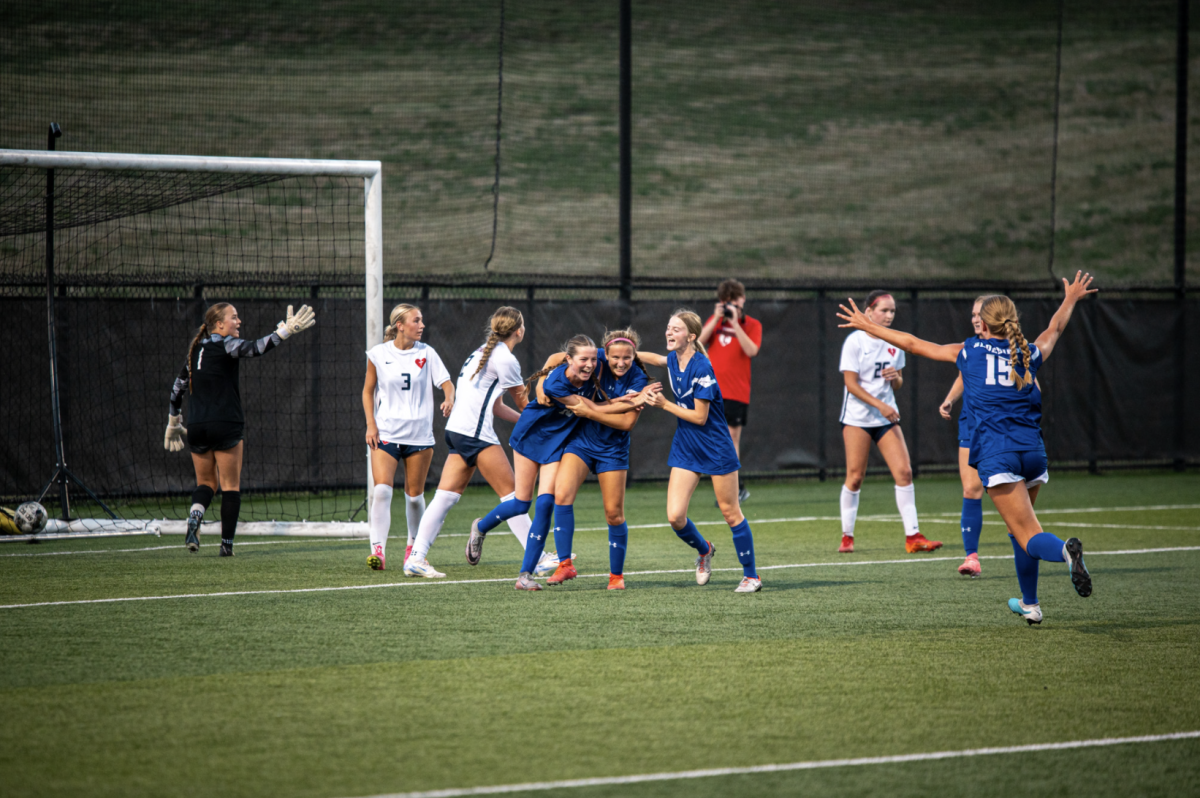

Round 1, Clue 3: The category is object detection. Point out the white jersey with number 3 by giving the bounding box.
[444,341,524,446]
[839,330,906,428]
[366,340,451,446]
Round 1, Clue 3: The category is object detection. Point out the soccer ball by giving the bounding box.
[14,502,48,534]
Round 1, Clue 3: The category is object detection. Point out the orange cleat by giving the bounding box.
[958,552,981,577]
[838,534,855,553]
[546,558,577,585]
[905,533,944,553]
[607,574,626,591]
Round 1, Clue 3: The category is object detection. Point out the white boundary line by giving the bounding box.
[347,731,1200,798]
[2,545,1197,611]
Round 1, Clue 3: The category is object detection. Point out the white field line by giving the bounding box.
[345,731,1200,798]
[0,538,364,558]
[2,545,1197,611]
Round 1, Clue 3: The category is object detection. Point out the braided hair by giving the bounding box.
[472,306,524,379]
[186,303,231,394]
[979,295,1033,390]
[671,309,706,355]
[383,303,419,343]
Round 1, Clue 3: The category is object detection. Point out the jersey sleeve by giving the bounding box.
[427,346,452,387]
[626,368,650,394]
[839,334,861,373]
[957,346,968,373]
[493,346,524,390]
[224,332,282,358]
[694,363,721,402]
[894,348,906,371]
[168,361,189,416]
[745,316,763,346]
[543,366,574,400]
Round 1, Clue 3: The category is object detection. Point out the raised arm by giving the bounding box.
[636,351,667,368]
[1034,271,1097,361]
[837,299,962,363]
[698,305,722,346]
[939,373,964,420]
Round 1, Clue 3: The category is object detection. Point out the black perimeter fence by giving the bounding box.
[1,1,1197,521]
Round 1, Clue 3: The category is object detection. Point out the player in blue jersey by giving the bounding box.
[938,298,987,577]
[550,329,659,590]
[639,310,762,593]
[461,335,597,590]
[838,272,1098,624]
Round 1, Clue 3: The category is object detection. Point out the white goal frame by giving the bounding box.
[0,149,383,540]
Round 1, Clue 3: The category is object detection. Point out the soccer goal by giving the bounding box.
[0,149,384,539]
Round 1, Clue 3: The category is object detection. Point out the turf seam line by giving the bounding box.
[3,546,1197,611]
[345,730,1200,798]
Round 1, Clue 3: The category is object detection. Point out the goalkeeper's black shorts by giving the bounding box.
[188,421,244,454]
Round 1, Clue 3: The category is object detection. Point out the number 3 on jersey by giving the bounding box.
[984,353,1013,386]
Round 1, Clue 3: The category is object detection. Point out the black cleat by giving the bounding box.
[1064,537,1091,597]
[185,511,202,552]
[218,541,234,557]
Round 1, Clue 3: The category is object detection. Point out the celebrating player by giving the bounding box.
[361,303,454,571]
[837,272,1098,625]
[165,301,316,556]
[403,307,532,577]
[836,290,940,555]
[938,298,987,577]
[638,310,761,593]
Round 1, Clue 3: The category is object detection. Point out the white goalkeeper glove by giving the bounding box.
[164,414,187,452]
[275,304,316,339]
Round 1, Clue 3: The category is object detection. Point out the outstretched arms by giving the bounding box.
[837,299,962,363]
[1034,271,1097,361]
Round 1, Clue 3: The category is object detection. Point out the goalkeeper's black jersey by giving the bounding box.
[169,332,283,425]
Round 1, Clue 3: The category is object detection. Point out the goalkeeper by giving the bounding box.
[165,302,315,556]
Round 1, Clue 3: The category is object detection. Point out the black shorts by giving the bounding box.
[444,430,495,468]
[841,422,898,443]
[724,399,749,428]
[188,421,244,454]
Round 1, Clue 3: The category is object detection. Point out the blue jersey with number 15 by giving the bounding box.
[957,337,1043,468]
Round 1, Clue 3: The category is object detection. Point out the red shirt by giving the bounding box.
[704,314,762,403]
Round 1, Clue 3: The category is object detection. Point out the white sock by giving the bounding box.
[411,489,460,561]
[507,513,531,550]
[840,486,860,536]
[404,492,425,545]
[895,484,920,536]
[189,503,206,517]
[369,484,393,552]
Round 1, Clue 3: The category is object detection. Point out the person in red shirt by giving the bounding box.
[698,279,762,502]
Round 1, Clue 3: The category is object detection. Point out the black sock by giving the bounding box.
[191,485,215,513]
[220,491,241,542]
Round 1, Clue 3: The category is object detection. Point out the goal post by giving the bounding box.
[0,149,384,540]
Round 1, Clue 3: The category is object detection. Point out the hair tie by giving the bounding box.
[606,337,635,348]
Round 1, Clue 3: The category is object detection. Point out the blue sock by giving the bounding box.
[730,518,757,578]
[1026,532,1066,563]
[1010,534,1039,605]
[553,504,575,562]
[674,518,709,554]
[608,522,628,575]
[519,495,555,574]
[478,496,532,534]
[961,497,983,555]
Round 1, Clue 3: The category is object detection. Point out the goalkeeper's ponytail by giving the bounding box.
[188,303,231,394]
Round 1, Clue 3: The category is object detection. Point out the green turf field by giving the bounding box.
[1,471,1198,797]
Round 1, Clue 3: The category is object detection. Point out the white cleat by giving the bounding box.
[534,551,575,577]
[734,576,762,593]
[695,542,715,585]
[1008,598,1043,625]
[403,556,446,578]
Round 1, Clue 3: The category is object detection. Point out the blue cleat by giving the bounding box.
[1008,598,1043,625]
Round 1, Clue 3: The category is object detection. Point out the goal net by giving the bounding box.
[0,150,383,538]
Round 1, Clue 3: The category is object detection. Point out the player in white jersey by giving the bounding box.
[837,290,941,555]
[403,307,533,577]
[361,304,454,571]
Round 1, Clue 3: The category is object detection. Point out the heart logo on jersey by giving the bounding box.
[415,358,427,369]
[719,334,732,347]
[888,347,896,356]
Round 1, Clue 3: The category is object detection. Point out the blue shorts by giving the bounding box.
[563,441,628,475]
[445,431,495,468]
[977,449,1049,491]
[512,441,564,466]
[378,441,432,462]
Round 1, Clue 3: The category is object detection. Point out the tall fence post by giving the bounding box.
[909,289,920,479]
[1174,0,1189,471]
[817,290,827,481]
[618,0,632,328]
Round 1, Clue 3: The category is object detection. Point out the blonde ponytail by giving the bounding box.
[383,303,419,343]
[980,296,1032,390]
[472,306,524,379]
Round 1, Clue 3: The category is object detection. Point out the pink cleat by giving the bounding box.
[367,543,386,571]
[958,553,981,578]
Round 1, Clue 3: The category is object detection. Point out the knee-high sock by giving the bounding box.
[895,484,920,537]
[404,492,425,546]
[478,492,532,534]
[608,522,628,575]
[520,495,555,574]
[553,504,575,561]
[190,484,214,517]
[369,484,394,551]
[840,486,860,536]
[730,518,756,578]
[411,489,460,561]
[220,491,241,543]
[674,517,709,554]
[1010,533,1040,605]
[961,497,983,555]
[507,513,531,550]
[1026,531,1067,563]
